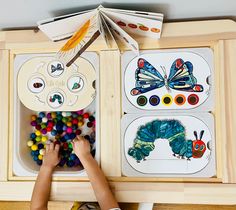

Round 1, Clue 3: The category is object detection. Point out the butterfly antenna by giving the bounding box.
[194,131,198,139]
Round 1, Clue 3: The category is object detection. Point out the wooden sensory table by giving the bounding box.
[0,19,236,204]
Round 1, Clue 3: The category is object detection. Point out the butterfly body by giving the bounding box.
[130,58,204,96]
[51,64,64,73]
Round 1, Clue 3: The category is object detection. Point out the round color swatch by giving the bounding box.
[174,94,186,106]
[162,94,173,106]
[187,94,199,105]
[149,95,160,106]
[137,96,147,106]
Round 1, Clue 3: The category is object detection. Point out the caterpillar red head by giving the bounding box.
[192,130,206,158]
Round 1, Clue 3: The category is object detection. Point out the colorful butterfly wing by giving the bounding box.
[167,58,204,92]
[130,58,165,95]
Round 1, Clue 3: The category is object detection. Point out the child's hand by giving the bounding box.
[42,143,60,169]
[72,136,91,160]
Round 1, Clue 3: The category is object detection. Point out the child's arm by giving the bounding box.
[30,143,60,210]
[72,136,120,210]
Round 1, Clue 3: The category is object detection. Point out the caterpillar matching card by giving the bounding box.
[121,48,215,177]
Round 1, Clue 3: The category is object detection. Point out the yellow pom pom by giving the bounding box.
[31,144,38,151]
[35,130,41,136]
[38,154,43,160]
[51,112,56,118]
[66,122,72,127]
[77,121,84,127]
[41,136,48,142]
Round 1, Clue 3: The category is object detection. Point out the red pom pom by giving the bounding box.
[83,113,89,119]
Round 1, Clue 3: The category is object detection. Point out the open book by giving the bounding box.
[38,5,164,67]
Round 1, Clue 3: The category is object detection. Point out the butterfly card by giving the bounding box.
[122,48,214,113]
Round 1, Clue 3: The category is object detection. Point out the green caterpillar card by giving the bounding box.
[122,113,215,177]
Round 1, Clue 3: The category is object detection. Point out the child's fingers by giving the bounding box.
[46,144,50,152]
[49,143,54,151]
[55,144,60,152]
[76,135,84,141]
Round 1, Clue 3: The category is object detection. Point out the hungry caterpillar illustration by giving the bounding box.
[128,119,207,162]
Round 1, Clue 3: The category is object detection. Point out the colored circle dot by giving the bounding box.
[137,95,147,106]
[149,95,160,106]
[162,95,173,106]
[187,94,199,105]
[174,94,186,106]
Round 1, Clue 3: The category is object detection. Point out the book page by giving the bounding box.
[38,10,96,41]
[102,7,163,21]
[100,11,139,55]
[37,9,94,25]
[100,13,118,49]
[102,10,163,39]
[56,13,100,67]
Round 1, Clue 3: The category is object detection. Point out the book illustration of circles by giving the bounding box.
[149,95,160,106]
[28,77,45,93]
[67,75,84,93]
[48,60,64,77]
[162,94,173,106]
[174,94,186,106]
[137,95,147,106]
[187,94,199,105]
[47,91,64,108]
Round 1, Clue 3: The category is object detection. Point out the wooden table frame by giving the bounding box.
[0,19,236,204]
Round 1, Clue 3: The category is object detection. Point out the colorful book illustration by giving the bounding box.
[38,5,163,67]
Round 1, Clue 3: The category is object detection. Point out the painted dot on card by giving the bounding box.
[149,95,160,106]
[137,96,147,106]
[162,95,173,106]
[174,94,186,105]
[187,94,199,105]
